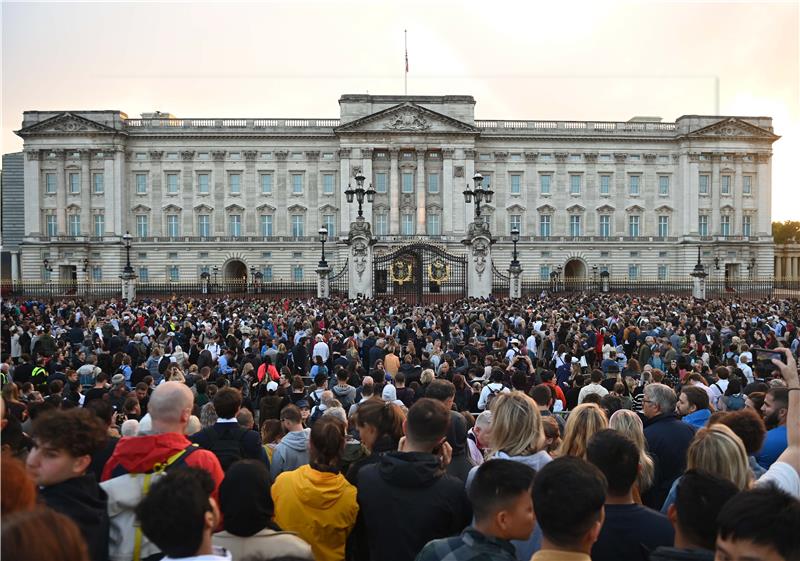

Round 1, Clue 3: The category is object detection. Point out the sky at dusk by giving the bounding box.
[2,0,798,220]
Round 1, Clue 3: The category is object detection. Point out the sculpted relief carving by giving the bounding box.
[384,111,431,131]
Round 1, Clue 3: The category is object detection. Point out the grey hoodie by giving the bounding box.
[270,429,310,480]
[332,384,356,408]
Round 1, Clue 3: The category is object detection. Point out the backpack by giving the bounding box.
[101,444,198,561]
[204,424,249,472]
[724,393,746,411]
[485,384,503,409]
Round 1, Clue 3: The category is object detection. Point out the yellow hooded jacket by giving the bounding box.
[272,464,358,561]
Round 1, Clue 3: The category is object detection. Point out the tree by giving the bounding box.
[772,221,800,244]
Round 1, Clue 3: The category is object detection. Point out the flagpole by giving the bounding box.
[404,29,408,96]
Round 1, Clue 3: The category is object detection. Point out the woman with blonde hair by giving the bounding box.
[609,409,655,501]
[660,423,751,513]
[556,403,608,459]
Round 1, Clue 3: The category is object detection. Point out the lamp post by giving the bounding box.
[42,258,53,281]
[510,227,520,267]
[591,265,598,290]
[212,265,219,292]
[122,232,134,276]
[82,258,89,273]
[254,270,263,294]
[462,172,495,221]
[344,173,375,219]
[318,226,329,268]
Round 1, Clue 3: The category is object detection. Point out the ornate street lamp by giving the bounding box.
[510,227,520,267]
[82,258,90,273]
[344,173,375,219]
[318,226,329,268]
[462,172,495,221]
[122,232,134,276]
[212,265,219,287]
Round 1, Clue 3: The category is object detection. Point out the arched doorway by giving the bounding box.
[223,259,247,282]
[564,259,587,279]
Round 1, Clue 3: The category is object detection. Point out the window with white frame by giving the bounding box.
[262,265,273,282]
[135,173,147,194]
[323,173,335,195]
[426,214,441,236]
[291,215,304,237]
[509,214,521,234]
[229,214,241,237]
[323,214,336,237]
[699,214,709,236]
[743,215,752,237]
[629,175,640,196]
[402,172,414,193]
[260,173,273,194]
[375,213,388,236]
[198,214,210,237]
[68,214,81,236]
[658,264,668,280]
[628,215,640,237]
[482,173,492,190]
[292,265,304,282]
[375,172,387,194]
[510,174,521,195]
[599,215,611,238]
[699,174,710,195]
[229,173,241,194]
[136,215,149,238]
[138,267,149,282]
[658,215,669,237]
[169,265,179,282]
[198,173,210,194]
[721,215,731,237]
[628,264,640,280]
[260,215,273,237]
[166,214,180,237]
[721,175,731,195]
[69,173,80,194]
[91,266,102,282]
[93,173,104,194]
[291,174,303,194]
[540,174,551,195]
[569,215,581,237]
[402,213,415,235]
[428,173,440,194]
[658,175,669,196]
[599,174,610,195]
[540,265,550,280]
[540,215,551,237]
[569,174,581,195]
[94,214,104,237]
[166,173,179,194]
[743,175,752,195]
[45,173,57,194]
[46,214,57,236]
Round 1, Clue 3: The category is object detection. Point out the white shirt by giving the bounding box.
[526,335,538,356]
[477,383,510,411]
[739,363,754,384]
[709,379,729,409]
[578,383,609,405]
[312,341,330,362]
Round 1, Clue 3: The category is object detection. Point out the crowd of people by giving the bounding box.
[1,291,799,561]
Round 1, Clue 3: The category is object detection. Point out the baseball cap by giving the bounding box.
[266,381,278,392]
[296,399,310,409]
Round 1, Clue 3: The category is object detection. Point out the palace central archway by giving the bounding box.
[223,259,247,281]
[564,259,587,280]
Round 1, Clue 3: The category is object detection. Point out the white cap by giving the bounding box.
[266,381,279,392]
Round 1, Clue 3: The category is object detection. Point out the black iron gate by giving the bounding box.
[329,259,349,298]
[373,243,467,303]
[492,263,510,298]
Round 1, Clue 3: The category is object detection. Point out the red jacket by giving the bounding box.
[544,380,567,408]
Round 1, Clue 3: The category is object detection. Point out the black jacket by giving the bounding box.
[40,474,110,561]
[355,451,472,561]
[190,421,268,471]
[643,413,696,508]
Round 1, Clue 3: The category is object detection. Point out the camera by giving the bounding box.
[752,347,786,376]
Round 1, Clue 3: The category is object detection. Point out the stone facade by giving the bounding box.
[12,95,778,283]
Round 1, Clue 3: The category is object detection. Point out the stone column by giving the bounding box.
[463,219,493,299]
[416,149,426,234]
[24,150,42,235]
[601,271,610,293]
[306,151,321,234]
[733,154,744,236]
[11,251,20,281]
[338,148,351,234]
[756,153,772,235]
[180,150,195,236]
[80,149,91,235]
[361,148,374,226]
[55,150,67,234]
[464,149,476,234]
[494,151,508,234]
[243,151,259,235]
[509,261,522,299]
[710,154,721,235]
[442,148,455,235]
[113,148,125,235]
[613,153,628,235]
[276,150,289,236]
[212,151,226,235]
[389,148,400,234]
[348,217,374,299]
[120,271,137,302]
[149,150,164,235]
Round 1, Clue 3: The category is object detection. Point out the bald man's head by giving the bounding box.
[148,382,193,427]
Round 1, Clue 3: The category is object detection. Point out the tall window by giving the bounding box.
[135,173,147,194]
[699,214,709,236]
[658,175,669,196]
[743,176,752,195]
[540,265,551,280]
[569,174,581,195]
[322,174,335,195]
[599,215,610,238]
[658,264,668,281]
[91,266,102,282]
[509,214,521,234]
[510,174,521,195]
[292,265,304,282]
[198,214,210,237]
[428,173,440,194]
[169,265,180,282]
[426,214,441,236]
[68,215,80,236]
[260,215,273,236]
[628,215,640,237]
[658,215,669,237]
[261,265,273,282]
[599,174,610,195]
[45,173,57,194]
[721,215,731,237]
[402,172,414,193]
[138,267,149,282]
[166,214,179,237]
[69,173,80,194]
[136,215,149,238]
[198,173,210,194]
[402,213,415,235]
[229,174,241,194]
[291,215,305,237]
[375,172,387,194]
[93,173,104,194]
[628,264,640,280]
[375,213,388,236]
[743,215,752,237]
[699,174,710,195]
[260,173,273,194]
[569,215,581,237]
[323,214,336,237]
[540,174,551,195]
[291,174,303,194]
[721,175,731,195]
[166,173,179,194]
[629,175,640,196]
[94,214,104,237]
[540,215,551,237]
[46,215,57,236]
[229,214,241,237]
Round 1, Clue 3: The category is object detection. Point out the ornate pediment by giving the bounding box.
[506,203,527,213]
[225,203,245,212]
[132,204,151,213]
[335,102,479,135]
[566,204,586,213]
[318,204,338,213]
[626,204,645,213]
[194,203,214,212]
[287,203,307,212]
[162,204,183,212]
[537,204,555,213]
[654,205,673,214]
[684,118,779,141]
[256,203,276,212]
[16,112,123,137]
[596,204,616,213]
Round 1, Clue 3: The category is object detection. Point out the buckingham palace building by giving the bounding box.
[8,94,778,284]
